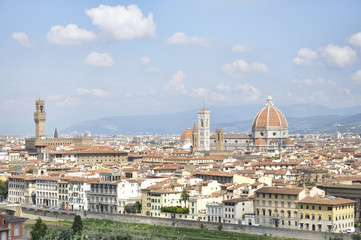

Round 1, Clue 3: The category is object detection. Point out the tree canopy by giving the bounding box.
[30,218,48,240]
[0,180,8,199]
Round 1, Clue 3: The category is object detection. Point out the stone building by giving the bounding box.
[25,98,94,153]
[7,175,36,205]
[188,95,294,153]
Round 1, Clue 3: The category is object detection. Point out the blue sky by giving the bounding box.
[1,0,361,135]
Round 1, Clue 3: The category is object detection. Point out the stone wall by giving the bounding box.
[20,207,352,240]
[21,206,77,222]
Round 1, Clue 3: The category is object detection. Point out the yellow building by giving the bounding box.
[298,196,355,233]
[255,187,305,229]
[140,188,181,217]
[254,186,324,230]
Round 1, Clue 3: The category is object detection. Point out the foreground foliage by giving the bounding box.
[42,218,298,240]
[30,218,48,240]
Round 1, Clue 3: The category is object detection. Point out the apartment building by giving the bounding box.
[222,198,253,224]
[58,180,68,209]
[36,176,60,207]
[299,196,355,233]
[254,186,324,229]
[68,178,91,211]
[7,175,36,205]
[88,181,118,214]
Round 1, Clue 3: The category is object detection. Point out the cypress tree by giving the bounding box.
[30,218,48,240]
[72,215,83,234]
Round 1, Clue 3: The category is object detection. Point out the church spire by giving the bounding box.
[193,120,198,132]
[54,128,58,138]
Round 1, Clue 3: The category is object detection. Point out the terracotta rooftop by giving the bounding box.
[255,187,304,195]
[299,196,356,205]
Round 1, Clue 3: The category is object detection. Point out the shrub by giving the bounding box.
[161,206,189,214]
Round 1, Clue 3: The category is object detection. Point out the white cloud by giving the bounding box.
[46,24,96,45]
[84,52,114,67]
[138,57,161,72]
[221,59,268,78]
[167,32,213,47]
[232,44,254,52]
[139,56,151,65]
[235,83,262,101]
[351,70,361,84]
[165,71,187,94]
[12,32,36,48]
[85,4,156,40]
[292,48,318,66]
[291,78,336,87]
[216,83,232,92]
[191,88,225,101]
[192,88,210,97]
[56,97,82,107]
[76,88,110,98]
[348,32,361,49]
[320,44,357,68]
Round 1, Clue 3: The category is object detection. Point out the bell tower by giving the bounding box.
[198,108,210,151]
[34,97,46,139]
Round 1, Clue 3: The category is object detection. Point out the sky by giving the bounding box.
[1,0,361,135]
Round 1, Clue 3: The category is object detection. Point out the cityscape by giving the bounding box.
[1,1,361,240]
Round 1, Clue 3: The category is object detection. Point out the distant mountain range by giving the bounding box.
[62,103,361,136]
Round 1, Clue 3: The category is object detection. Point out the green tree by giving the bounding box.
[72,215,83,235]
[26,169,34,174]
[180,189,190,208]
[133,201,141,213]
[30,218,48,240]
[0,180,8,199]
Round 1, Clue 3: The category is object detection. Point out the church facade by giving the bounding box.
[187,95,294,153]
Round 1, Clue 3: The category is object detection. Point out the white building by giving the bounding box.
[222,198,254,224]
[67,178,91,211]
[36,177,59,207]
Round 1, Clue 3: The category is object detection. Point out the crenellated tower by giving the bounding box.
[34,97,46,139]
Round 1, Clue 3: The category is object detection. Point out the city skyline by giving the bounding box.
[1,0,361,135]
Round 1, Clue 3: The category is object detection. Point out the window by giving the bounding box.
[300,205,303,209]
[14,224,20,236]
[327,207,332,211]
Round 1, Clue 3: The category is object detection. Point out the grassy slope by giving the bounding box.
[55,218,298,240]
